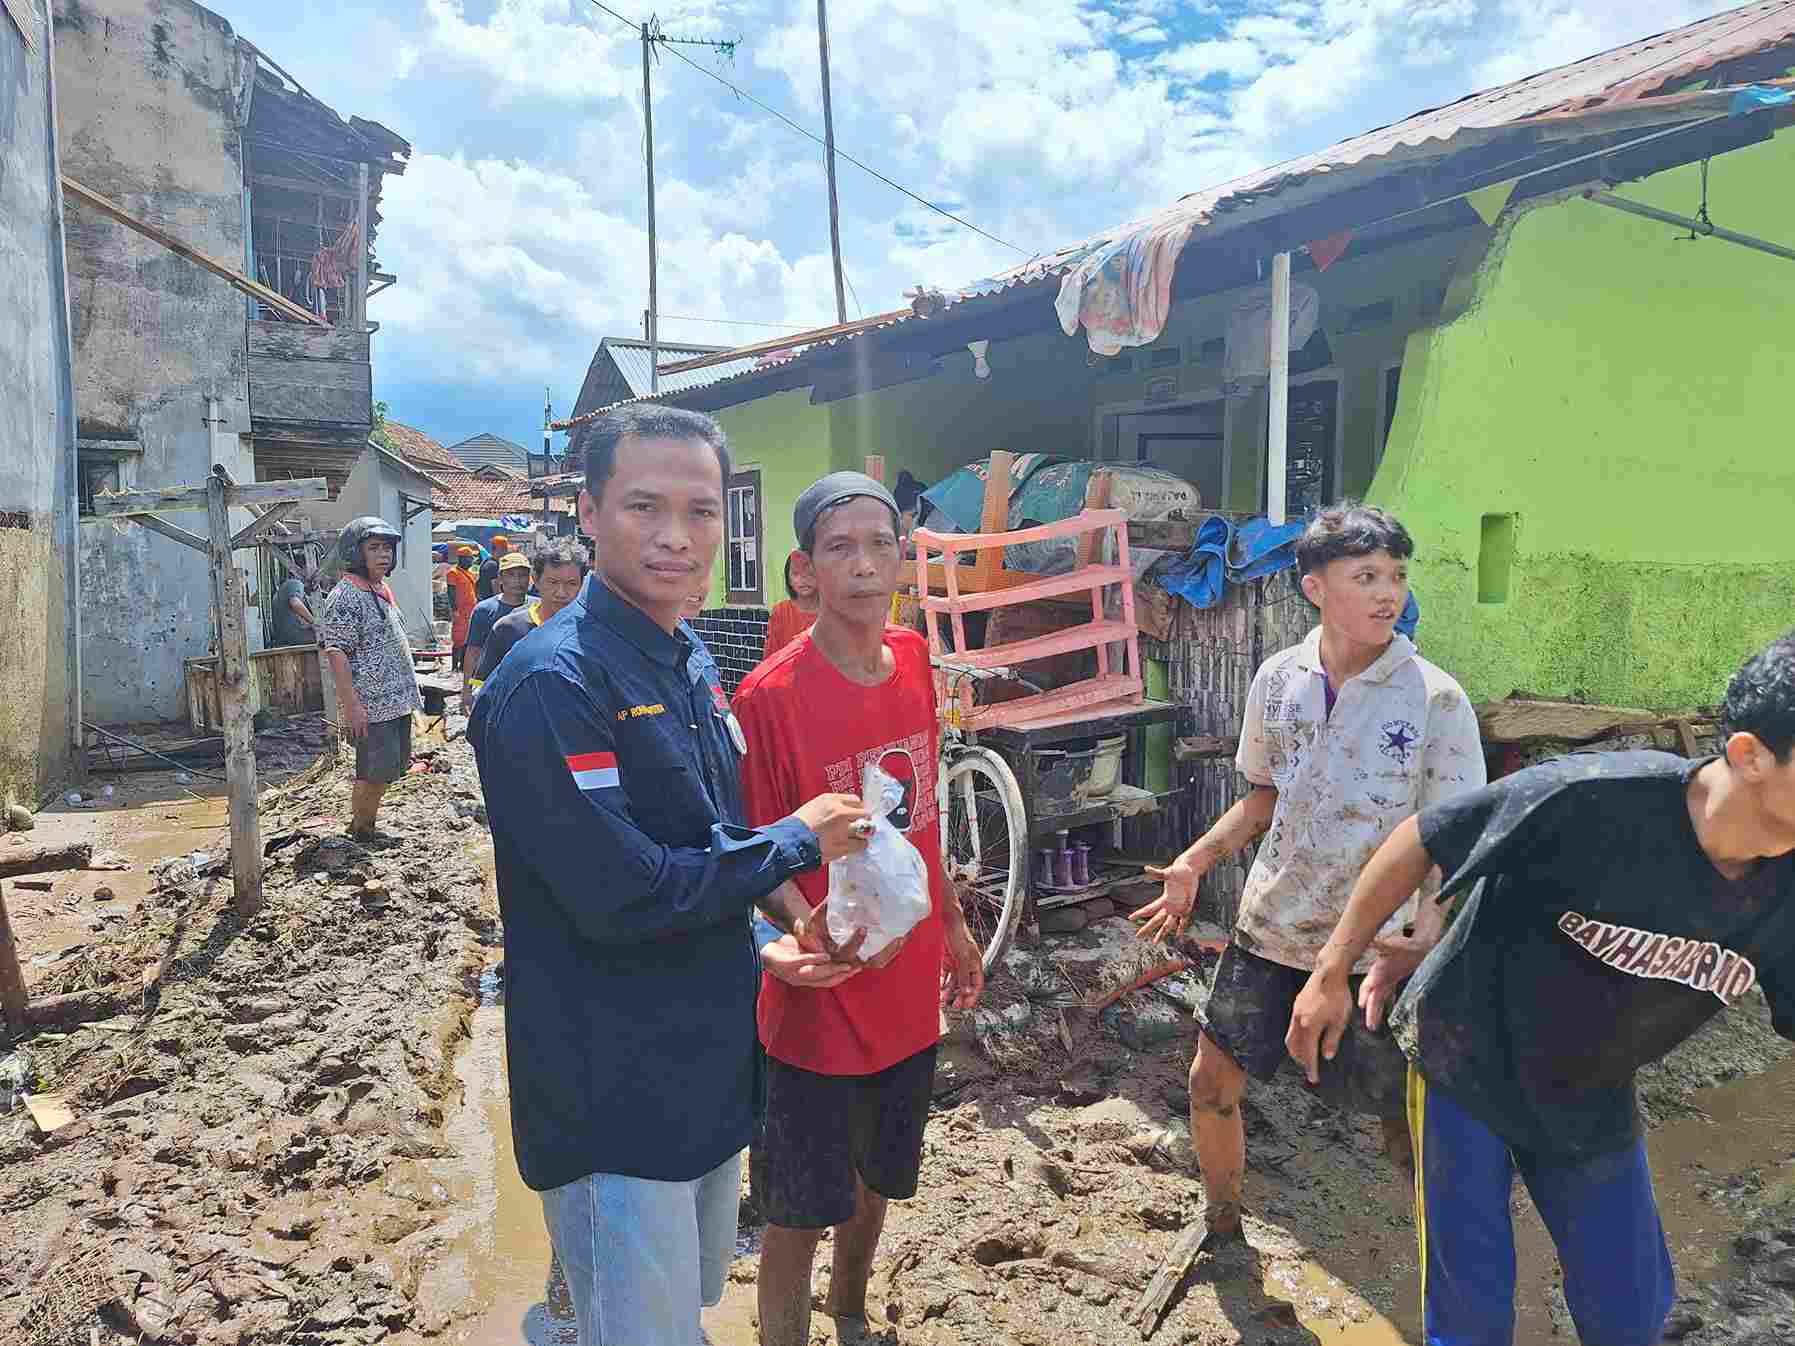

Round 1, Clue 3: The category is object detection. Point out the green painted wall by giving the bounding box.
[709,389,835,607]
[1371,133,1795,710]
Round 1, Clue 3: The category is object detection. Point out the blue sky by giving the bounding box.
[219,0,1721,451]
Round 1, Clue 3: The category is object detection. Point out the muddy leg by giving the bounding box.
[758,1223,825,1346]
[350,781,389,835]
[1189,1031,1248,1238]
[826,1174,889,1327]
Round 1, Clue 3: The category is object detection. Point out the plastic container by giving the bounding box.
[1033,734,1129,810]
[1072,843,1092,886]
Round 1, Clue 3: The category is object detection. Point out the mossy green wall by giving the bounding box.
[1370,134,1795,710]
[709,389,835,606]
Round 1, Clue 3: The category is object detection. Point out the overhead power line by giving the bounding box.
[581,0,1027,256]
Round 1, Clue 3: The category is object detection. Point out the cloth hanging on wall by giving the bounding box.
[1222,282,1320,395]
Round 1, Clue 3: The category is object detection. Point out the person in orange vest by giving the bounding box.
[447,545,479,671]
[478,534,511,601]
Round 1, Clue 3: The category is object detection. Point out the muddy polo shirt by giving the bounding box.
[319,578,422,725]
[1233,628,1485,972]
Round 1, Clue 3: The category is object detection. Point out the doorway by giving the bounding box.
[1095,398,1228,511]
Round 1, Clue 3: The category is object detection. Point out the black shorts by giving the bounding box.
[355,713,413,785]
[751,1045,937,1230]
[1198,942,1409,1119]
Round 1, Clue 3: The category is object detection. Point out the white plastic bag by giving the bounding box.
[824,762,931,961]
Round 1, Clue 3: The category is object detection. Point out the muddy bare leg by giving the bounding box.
[1189,1031,1248,1237]
[826,1175,889,1322]
[758,1223,825,1346]
[350,781,389,834]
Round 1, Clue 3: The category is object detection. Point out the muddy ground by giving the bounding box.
[4,719,1791,1346]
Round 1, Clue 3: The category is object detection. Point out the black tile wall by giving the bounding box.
[690,607,770,694]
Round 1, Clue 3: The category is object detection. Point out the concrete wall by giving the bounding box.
[0,0,79,802]
[1370,132,1795,710]
[55,0,257,723]
[707,390,837,608]
[309,447,435,639]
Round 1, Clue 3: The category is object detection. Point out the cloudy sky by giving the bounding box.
[222,0,1722,451]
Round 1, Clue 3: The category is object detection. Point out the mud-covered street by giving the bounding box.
[5,721,1793,1346]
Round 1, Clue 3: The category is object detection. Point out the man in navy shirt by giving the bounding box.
[470,404,870,1346]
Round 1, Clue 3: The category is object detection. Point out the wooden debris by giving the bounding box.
[12,878,52,892]
[1089,958,1191,1013]
[0,839,92,877]
[1173,735,1239,761]
[1129,1222,1207,1335]
[24,987,135,1029]
[23,1092,77,1134]
[1475,697,1661,745]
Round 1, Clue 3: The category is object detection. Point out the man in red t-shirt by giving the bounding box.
[735,472,986,1346]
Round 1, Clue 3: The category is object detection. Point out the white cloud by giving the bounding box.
[250,0,1738,419]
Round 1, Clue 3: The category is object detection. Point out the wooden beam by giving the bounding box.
[353,162,370,328]
[93,477,326,516]
[654,308,909,376]
[208,471,264,917]
[0,840,93,877]
[0,885,28,1031]
[230,502,298,550]
[131,511,209,554]
[2,0,36,54]
[61,175,327,328]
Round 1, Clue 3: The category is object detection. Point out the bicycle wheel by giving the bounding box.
[942,746,1027,971]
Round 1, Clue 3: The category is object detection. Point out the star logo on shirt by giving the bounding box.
[1380,720,1420,763]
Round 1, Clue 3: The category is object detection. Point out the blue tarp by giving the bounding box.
[1157,513,1420,636]
[1732,84,1795,117]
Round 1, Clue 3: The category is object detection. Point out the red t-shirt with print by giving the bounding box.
[734,625,945,1077]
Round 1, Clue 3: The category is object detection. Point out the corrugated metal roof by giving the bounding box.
[620,2,1795,410]
[603,338,761,398]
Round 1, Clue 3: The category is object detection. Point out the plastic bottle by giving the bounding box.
[1072,842,1092,886]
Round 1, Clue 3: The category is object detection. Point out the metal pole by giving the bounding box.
[1585,190,1795,264]
[642,24,659,394]
[1266,251,1291,526]
[817,0,847,325]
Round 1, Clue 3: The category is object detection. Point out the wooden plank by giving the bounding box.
[957,618,1137,670]
[353,162,369,328]
[208,472,263,917]
[0,840,93,877]
[247,318,370,362]
[22,1093,76,1134]
[246,356,371,390]
[0,885,27,1030]
[61,175,325,327]
[1475,698,1660,745]
[230,502,297,551]
[248,171,358,199]
[920,564,1131,614]
[131,511,209,553]
[95,477,325,517]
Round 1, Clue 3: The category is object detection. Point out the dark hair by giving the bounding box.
[533,538,589,579]
[1295,502,1414,576]
[1721,631,1795,763]
[894,470,925,513]
[783,551,802,601]
[580,404,731,501]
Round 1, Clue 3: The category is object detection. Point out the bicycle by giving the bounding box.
[932,657,1035,971]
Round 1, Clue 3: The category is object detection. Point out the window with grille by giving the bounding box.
[725,469,763,606]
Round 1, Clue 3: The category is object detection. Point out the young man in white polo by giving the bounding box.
[1132,502,1486,1257]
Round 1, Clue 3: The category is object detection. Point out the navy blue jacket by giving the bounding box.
[470,576,819,1189]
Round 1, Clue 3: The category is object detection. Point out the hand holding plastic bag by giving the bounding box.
[823,762,931,962]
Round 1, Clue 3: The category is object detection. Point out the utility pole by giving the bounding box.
[817,0,847,324]
[637,20,738,395]
[642,22,659,393]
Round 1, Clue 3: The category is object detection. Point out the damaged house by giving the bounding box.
[0,0,81,808]
[53,0,408,724]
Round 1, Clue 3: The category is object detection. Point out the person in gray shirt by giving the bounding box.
[270,574,317,648]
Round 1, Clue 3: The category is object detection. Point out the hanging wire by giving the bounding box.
[582,0,1027,256]
[1679,157,1713,241]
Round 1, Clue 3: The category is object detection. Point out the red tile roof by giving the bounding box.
[431,464,570,518]
[380,420,463,472]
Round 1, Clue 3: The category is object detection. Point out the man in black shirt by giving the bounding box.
[1287,632,1795,1346]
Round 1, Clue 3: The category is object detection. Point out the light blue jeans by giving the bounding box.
[539,1151,742,1346]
